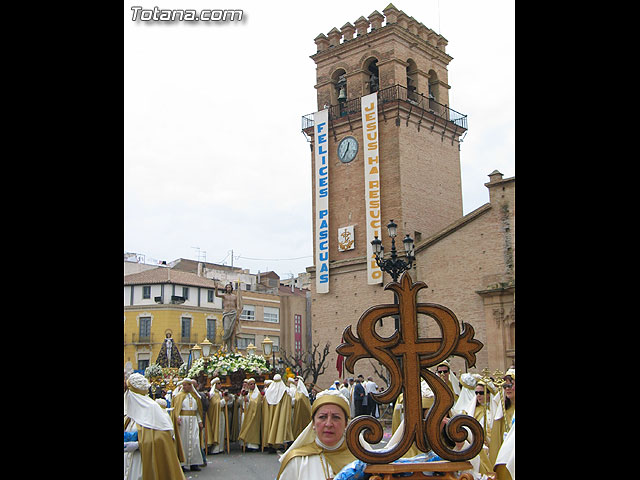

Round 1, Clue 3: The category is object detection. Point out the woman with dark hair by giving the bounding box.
[489,368,515,467]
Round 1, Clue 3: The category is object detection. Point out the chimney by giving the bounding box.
[197,262,203,277]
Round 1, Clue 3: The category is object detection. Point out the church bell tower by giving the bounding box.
[302,4,468,379]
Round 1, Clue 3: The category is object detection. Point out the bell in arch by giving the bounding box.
[338,85,347,102]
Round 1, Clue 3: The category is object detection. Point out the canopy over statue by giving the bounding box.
[156,331,184,367]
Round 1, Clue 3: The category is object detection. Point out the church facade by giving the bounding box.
[303,5,514,386]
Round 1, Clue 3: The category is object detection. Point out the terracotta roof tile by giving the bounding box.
[124,267,218,288]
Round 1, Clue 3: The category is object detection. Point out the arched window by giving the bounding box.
[428,69,439,103]
[331,68,347,105]
[366,58,379,94]
[406,59,418,100]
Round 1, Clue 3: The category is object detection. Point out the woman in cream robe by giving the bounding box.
[124,373,185,480]
[261,379,273,450]
[238,378,262,450]
[291,377,312,439]
[206,377,227,454]
[264,374,294,450]
[493,416,515,480]
[277,390,356,480]
[489,369,515,467]
[171,378,204,470]
[453,373,494,476]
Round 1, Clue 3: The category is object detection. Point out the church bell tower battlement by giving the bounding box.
[311,4,452,110]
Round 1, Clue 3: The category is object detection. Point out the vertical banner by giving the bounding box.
[361,93,383,285]
[314,109,330,293]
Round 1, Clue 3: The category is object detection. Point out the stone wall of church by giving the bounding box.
[414,173,515,374]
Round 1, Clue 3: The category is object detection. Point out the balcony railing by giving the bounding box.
[302,84,467,131]
[178,334,199,346]
[131,333,154,344]
[127,333,199,346]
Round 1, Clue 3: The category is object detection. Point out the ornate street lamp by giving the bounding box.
[261,336,273,357]
[191,343,202,362]
[261,336,276,372]
[200,338,213,359]
[371,220,416,329]
[246,342,257,356]
[371,219,415,282]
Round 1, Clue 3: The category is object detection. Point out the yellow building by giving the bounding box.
[124,267,224,371]
[124,266,308,372]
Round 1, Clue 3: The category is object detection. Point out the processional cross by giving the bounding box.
[337,272,485,465]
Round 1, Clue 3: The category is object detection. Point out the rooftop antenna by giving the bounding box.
[191,246,206,262]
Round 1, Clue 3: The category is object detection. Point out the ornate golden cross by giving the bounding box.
[337,272,485,464]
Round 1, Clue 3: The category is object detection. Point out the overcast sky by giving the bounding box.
[124,0,514,279]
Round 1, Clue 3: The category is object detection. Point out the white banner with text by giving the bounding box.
[314,109,330,293]
[361,93,383,285]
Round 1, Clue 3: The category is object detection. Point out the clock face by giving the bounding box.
[337,136,358,163]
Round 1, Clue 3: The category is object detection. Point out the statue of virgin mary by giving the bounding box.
[155,331,184,367]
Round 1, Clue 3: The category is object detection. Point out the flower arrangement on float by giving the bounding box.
[177,362,189,377]
[186,350,269,379]
[144,363,181,394]
[144,363,164,379]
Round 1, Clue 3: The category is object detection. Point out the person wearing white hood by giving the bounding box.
[124,373,185,480]
[435,360,460,401]
[238,378,262,451]
[291,376,312,438]
[261,379,273,451]
[171,378,204,471]
[489,368,515,467]
[264,374,294,451]
[452,373,494,476]
[493,416,515,480]
[206,377,227,455]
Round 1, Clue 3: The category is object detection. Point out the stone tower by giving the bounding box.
[302,4,469,384]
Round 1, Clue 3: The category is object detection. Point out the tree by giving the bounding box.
[369,359,390,387]
[278,349,306,377]
[279,341,331,387]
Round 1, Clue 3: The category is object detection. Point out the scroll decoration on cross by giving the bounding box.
[336,272,485,464]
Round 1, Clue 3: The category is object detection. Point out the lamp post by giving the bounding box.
[187,342,202,372]
[261,336,276,373]
[200,338,213,360]
[371,219,416,330]
[371,219,415,282]
[190,343,202,363]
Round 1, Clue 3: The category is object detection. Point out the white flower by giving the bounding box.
[145,363,164,378]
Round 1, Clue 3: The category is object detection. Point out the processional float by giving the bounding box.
[336,272,485,480]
